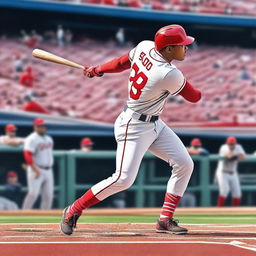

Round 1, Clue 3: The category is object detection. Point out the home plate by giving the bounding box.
[230,241,246,245]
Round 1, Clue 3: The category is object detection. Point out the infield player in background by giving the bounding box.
[216,136,246,207]
[61,25,202,235]
[22,118,54,209]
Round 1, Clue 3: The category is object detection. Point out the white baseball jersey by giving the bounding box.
[127,40,186,115]
[24,132,54,167]
[217,144,245,173]
[0,135,8,144]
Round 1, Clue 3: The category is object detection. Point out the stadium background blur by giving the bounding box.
[0,0,256,209]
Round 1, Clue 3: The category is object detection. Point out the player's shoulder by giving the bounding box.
[165,66,183,78]
[132,40,154,54]
[26,132,38,141]
[135,40,154,48]
[220,144,228,150]
[236,143,244,150]
[46,135,53,142]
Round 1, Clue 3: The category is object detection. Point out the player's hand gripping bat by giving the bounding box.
[32,49,84,70]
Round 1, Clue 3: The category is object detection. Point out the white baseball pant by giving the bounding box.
[91,110,194,201]
[216,171,241,198]
[22,167,54,209]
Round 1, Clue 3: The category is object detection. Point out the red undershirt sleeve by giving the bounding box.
[179,81,201,103]
[97,53,131,73]
[24,150,33,165]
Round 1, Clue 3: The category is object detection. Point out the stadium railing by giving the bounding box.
[66,151,256,207]
[0,147,255,208]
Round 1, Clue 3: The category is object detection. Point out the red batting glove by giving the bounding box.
[83,66,104,78]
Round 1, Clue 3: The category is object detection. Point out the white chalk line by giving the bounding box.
[191,230,256,234]
[0,240,235,244]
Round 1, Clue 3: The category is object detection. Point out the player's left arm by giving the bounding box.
[179,81,201,103]
[84,53,131,78]
[165,69,201,103]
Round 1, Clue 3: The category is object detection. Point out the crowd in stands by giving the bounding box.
[0,27,256,125]
[52,0,256,16]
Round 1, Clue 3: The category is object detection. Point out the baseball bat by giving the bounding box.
[32,49,84,69]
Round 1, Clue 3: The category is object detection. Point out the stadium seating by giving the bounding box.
[0,38,256,125]
[54,0,256,16]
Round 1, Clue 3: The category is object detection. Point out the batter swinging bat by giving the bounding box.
[32,49,84,69]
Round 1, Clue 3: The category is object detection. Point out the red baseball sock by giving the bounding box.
[67,189,100,218]
[232,197,241,206]
[217,195,226,207]
[159,192,181,220]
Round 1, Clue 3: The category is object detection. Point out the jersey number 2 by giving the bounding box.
[129,63,148,100]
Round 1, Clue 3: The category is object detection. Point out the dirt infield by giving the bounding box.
[1,208,256,256]
[1,223,256,255]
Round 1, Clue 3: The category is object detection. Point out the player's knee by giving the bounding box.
[179,155,194,175]
[26,192,38,202]
[116,176,134,191]
[43,193,53,202]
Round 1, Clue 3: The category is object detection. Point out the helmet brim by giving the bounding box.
[180,36,195,45]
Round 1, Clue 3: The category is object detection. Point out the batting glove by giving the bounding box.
[84,66,104,78]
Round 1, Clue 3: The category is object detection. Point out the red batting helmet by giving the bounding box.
[154,25,195,52]
[191,138,202,147]
[5,124,17,132]
[33,118,45,126]
[226,136,237,144]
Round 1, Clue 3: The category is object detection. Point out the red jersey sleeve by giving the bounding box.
[24,150,33,165]
[97,53,131,73]
[179,81,201,103]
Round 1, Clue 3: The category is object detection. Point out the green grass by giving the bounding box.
[1,214,256,224]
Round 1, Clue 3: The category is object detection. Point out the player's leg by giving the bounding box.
[216,172,230,207]
[22,166,43,209]
[230,173,242,206]
[148,122,193,234]
[40,169,54,209]
[61,116,157,235]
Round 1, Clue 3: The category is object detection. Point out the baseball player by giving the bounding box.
[187,138,209,156]
[0,124,24,146]
[22,118,54,209]
[216,136,246,207]
[61,25,201,235]
[80,137,94,152]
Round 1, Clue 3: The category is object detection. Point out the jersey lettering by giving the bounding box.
[139,52,153,71]
[129,63,148,100]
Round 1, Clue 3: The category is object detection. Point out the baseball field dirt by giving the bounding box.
[0,207,256,256]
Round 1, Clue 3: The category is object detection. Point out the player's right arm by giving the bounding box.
[84,53,131,78]
[24,137,41,178]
